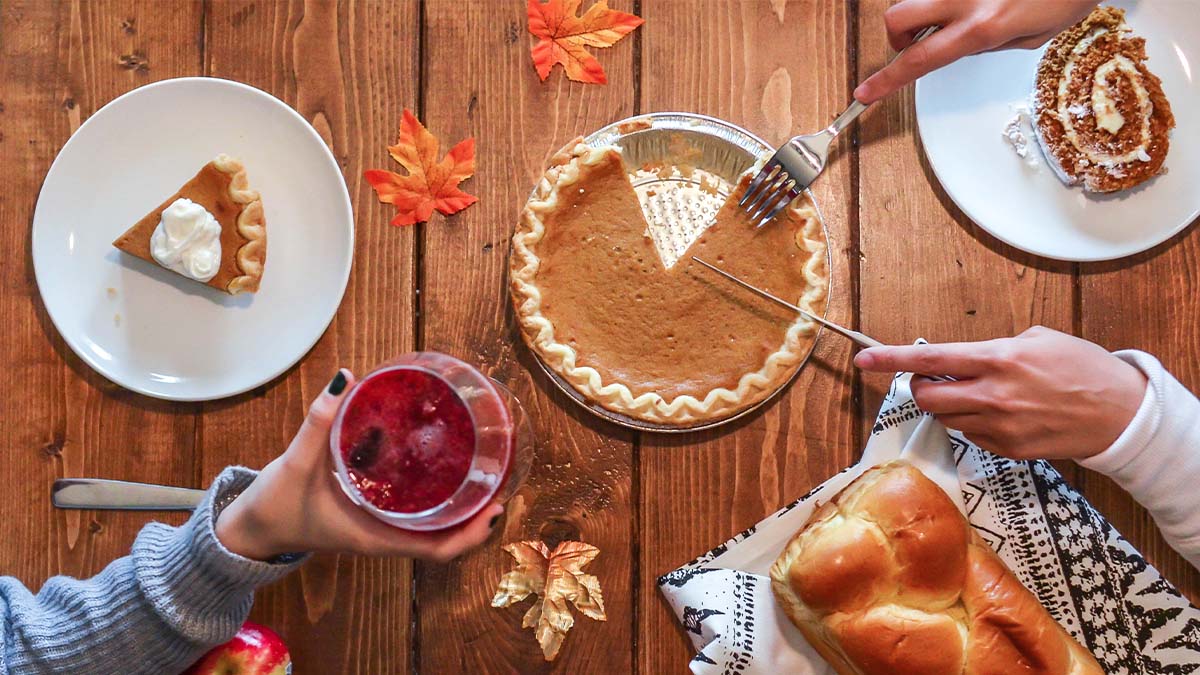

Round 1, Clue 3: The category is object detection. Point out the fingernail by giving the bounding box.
[327,370,347,395]
[853,84,869,102]
[489,514,502,529]
[854,351,875,368]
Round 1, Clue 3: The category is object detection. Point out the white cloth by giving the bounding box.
[660,368,1200,675]
[1080,350,1200,569]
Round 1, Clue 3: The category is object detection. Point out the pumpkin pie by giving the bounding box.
[113,154,266,294]
[510,140,829,425]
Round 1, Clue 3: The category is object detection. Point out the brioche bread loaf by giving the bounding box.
[769,460,1104,675]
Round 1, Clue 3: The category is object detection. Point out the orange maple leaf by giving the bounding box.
[527,0,643,84]
[364,109,478,226]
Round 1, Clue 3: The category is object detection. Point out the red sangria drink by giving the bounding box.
[330,352,533,531]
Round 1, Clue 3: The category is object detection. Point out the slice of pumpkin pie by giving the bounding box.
[113,154,266,294]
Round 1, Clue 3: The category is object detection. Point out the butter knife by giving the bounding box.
[691,256,955,382]
[52,478,204,511]
[691,256,883,348]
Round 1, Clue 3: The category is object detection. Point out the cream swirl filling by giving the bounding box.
[1056,26,1153,166]
[150,198,222,282]
[1092,60,1126,134]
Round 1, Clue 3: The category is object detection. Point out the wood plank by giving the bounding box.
[856,0,1074,419]
[200,1,420,672]
[417,0,637,671]
[855,0,1083,564]
[636,1,857,672]
[0,0,199,600]
[858,0,1196,611]
[1080,235,1200,603]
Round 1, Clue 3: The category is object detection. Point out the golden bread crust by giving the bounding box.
[769,461,1105,675]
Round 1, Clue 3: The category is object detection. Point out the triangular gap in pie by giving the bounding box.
[113,154,266,294]
[510,139,829,425]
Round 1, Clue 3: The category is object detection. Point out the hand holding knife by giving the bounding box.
[690,256,954,382]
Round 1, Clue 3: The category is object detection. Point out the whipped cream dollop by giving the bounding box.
[1002,102,1040,167]
[150,198,222,282]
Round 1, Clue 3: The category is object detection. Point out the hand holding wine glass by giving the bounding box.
[215,369,504,563]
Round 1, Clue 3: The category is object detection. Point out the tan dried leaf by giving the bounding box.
[492,540,607,661]
[491,540,550,607]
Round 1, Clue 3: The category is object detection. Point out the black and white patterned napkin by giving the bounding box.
[659,371,1200,674]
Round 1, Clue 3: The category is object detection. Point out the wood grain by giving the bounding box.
[1079,234,1200,602]
[636,1,857,671]
[417,0,637,671]
[0,0,199,603]
[4,2,1197,674]
[856,0,1074,415]
[857,0,1197,608]
[199,1,420,673]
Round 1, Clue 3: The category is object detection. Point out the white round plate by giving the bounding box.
[33,78,354,400]
[915,1,1199,262]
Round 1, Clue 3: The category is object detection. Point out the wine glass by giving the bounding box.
[329,352,533,531]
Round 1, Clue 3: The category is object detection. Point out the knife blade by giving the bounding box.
[52,478,204,511]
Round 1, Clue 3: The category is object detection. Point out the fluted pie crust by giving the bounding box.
[510,140,828,425]
[113,154,266,294]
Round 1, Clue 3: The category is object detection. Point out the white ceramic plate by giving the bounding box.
[32,78,354,400]
[915,1,1199,262]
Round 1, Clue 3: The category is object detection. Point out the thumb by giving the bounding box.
[293,368,357,451]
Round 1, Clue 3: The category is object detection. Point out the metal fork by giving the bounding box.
[739,25,939,228]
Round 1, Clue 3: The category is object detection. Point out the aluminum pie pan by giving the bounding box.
[516,112,832,434]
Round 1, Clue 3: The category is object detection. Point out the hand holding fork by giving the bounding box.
[738,26,938,228]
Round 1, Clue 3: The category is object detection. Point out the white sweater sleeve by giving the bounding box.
[1077,350,1200,570]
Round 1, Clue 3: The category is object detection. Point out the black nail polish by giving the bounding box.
[327,370,347,395]
[489,514,501,529]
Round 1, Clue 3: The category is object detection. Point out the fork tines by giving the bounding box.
[738,162,800,229]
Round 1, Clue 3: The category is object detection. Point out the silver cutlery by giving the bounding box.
[692,256,883,348]
[52,478,204,511]
[739,25,939,228]
[691,256,954,382]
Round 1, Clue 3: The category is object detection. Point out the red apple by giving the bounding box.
[185,621,291,675]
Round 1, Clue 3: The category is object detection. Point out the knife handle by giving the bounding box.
[52,478,205,511]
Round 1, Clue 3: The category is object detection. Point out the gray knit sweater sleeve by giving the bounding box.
[0,467,305,674]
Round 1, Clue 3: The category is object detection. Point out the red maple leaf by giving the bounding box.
[527,0,643,84]
[364,109,478,226]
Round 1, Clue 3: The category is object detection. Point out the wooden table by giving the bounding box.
[2,1,1196,672]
